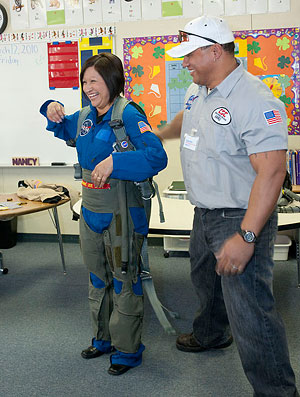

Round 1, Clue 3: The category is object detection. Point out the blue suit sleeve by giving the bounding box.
[111,104,168,181]
[40,100,79,143]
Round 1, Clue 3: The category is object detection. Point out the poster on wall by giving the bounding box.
[83,0,102,24]
[269,0,290,13]
[10,0,29,29]
[182,0,202,18]
[141,0,162,20]
[161,0,183,17]
[224,0,246,16]
[102,0,122,22]
[120,0,141,21]
[203,0,224,16]
[46,0,65,25]
[246,0,267,14]
[65,0,83,25]
[28,0,47,28]
[123,27,300,135]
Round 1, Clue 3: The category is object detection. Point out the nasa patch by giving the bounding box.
[211,107,231,125]
[80,119,93,136]
[120,140,128,149]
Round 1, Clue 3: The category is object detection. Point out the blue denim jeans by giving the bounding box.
[190,207,298,397]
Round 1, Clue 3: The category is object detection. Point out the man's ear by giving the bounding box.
[212,44,223,61]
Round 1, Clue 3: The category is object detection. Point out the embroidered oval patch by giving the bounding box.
[211,107,231,125]
[80,119,93,136]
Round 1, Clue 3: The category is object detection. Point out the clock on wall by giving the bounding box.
[0,3,8,34]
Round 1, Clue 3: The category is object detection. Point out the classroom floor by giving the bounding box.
[1,240,299,397]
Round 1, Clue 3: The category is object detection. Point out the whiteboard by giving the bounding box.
[0,41,81,165]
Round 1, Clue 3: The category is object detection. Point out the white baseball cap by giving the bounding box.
[167,15,235,58]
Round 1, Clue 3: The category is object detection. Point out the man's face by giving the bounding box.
[182,45,215,86]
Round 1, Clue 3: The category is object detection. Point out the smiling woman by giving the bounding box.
[39,52,167,377]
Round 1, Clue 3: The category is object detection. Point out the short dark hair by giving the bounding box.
[221,42,235,55]
[80,53,125,103]
[200,41,235,55]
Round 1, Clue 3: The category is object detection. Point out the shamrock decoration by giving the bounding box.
[277,56,291,69]
[277,75,291,89]
[279,94,292,107]
[138,101,145,111]
[131,45,143,59]
[247,41,261,54]
[153,46,165,59]
[132,83,144,97]
[132,65,144,78]
[157,120,167,129]
[276,37,290,51]
[168,69,192,90]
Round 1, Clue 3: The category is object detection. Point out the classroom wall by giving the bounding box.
[1,0,300,235]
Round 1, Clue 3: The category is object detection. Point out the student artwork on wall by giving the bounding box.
[28,0,47,28]
[83,0,102,24]
[203,0,224,16]
[121,0,141,21]
[141,0,161,20]
[46,0,65,25]
[161,0,183,17]
[224,0,246,16]
[65,0,83,25]
[182,0,202,18]
[10,0,29,29]
[123,27,300,134]
[102,0,122,22]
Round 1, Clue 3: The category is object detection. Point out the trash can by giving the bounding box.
[0,217,18,249]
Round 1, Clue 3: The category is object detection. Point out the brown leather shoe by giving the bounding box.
[176,333,233,352]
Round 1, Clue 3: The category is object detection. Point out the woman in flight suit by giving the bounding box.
[40,53,167,375]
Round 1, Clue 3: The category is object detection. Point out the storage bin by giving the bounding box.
[0,217,18,249]
[273,234,291,261]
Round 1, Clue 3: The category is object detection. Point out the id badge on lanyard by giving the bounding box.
[183,128,199,151]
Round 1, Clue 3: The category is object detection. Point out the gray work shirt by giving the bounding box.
[180,60,288,209]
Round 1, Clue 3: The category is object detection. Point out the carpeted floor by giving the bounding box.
[0,240,299,397]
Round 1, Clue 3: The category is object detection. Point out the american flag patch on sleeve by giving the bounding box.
[263,110,283,125]
[138,121,152,133]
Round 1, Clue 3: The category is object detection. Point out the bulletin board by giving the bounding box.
[123,27,300,135]
[0,36,113,165]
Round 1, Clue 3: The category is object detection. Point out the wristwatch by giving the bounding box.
[0,3,8,34]
[238,228,257,243]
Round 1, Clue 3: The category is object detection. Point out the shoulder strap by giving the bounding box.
[109,96,130,142]
[109,96,136,152]
[66,105,91,147]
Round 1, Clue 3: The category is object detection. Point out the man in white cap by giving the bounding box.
[155,15,298,397]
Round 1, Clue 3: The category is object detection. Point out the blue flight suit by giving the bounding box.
[40,99,168,367]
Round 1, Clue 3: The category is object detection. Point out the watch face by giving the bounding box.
[244,231,255,243]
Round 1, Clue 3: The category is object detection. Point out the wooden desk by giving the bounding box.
[0,193,69,275]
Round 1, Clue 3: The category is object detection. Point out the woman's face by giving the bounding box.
[82,66,111,115]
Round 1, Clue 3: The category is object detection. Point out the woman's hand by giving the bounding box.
[91,155,113,188]
[47,102,65,123]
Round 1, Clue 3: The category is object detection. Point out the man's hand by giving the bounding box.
[91,155,113,188]
[215,233,254,276]
[47,102,65,123]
